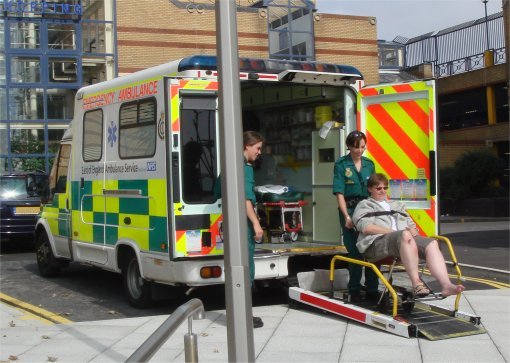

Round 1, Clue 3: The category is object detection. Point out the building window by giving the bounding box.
[10,123,45,154]
[48,23,76,50]
[9,88,44,120]
[119,98,156,159]
[0,125,7,154]
[10,22,40,49]
[83,109,103,162]
[438,88,487,130]
[10,56,41,83]
[267,0,314,61]
[48,57,78,83]
[47,88,75,119]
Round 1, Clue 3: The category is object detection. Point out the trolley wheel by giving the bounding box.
[290,231,298,241]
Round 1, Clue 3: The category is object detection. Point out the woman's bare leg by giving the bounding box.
[398,230,422,288]
[425,240,465,296]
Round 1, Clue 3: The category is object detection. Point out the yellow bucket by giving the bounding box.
[314,105,333,128]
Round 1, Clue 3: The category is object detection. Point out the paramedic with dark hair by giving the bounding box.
[352,173,465,297]
[243,130,265,328]
[332,130,379,302]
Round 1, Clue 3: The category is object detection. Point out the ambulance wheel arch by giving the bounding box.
[117,244,153,308]
[35,227,69,277]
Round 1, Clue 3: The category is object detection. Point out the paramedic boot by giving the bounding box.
[253,316,264,328]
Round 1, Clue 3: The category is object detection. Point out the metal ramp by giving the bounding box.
[289,286,486,340]
[402,301,486,340]
[289,236,486,340]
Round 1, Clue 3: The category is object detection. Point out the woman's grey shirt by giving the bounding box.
[352,197,416,253]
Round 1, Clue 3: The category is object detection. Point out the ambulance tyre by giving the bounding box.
[36,232,62,277]
[122,255,153,308]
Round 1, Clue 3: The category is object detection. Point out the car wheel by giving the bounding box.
[122,254,153,308]
[35,232,61,277]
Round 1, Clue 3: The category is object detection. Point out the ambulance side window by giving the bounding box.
[49,144,71,199]
[180,94,217,204]
[119,98,156,159]
[83,109,103,162]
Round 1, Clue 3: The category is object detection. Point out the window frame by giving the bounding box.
[118,97,157,160]
[82,108,104,162]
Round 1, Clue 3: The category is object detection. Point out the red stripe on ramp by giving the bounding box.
[300,292,367,323]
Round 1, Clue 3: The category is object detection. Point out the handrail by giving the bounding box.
[126,298,205,363]
[329,255,400,317]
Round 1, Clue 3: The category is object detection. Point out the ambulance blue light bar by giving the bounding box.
[178,55,363,80]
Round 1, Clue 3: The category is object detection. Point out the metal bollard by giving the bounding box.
[184,316,198,362]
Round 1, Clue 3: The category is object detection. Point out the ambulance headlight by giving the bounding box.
[200,266,222,279]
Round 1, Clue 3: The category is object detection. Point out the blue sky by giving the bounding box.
[315,0,503,41]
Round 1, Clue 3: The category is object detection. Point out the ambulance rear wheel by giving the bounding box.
[35,232,61,277]
[122,255,153,308]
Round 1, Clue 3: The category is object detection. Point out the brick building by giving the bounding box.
[1,0,382,173]
[115,0,379,84]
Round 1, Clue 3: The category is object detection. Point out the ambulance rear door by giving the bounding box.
[166,79,223,260]
[357,80,438,236]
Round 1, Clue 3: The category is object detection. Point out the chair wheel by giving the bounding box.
[378,292,391,314]
[402,301,415,313]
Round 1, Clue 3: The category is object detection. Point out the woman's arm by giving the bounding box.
[246,200,263,241]
[362,223,394,235]
[336,193,354,229]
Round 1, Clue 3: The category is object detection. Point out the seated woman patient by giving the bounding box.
[352,173,465,298]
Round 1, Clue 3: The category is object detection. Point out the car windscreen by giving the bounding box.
[0,175,48,199]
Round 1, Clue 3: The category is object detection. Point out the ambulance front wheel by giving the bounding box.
[36,232,65,277]
[122,255,153,308]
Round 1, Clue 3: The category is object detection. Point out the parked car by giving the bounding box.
[0,172,49,243]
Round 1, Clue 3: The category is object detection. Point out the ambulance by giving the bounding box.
[35,55,438,307]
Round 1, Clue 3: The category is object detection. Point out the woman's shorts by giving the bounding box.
[363,230,435,262]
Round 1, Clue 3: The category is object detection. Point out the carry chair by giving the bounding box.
[328,235,464,317]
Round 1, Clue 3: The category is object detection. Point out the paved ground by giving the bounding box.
[1,288,509,362]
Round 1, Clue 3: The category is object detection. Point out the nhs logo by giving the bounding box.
[147,161,157,171]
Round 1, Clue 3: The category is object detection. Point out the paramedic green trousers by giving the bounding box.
[247,221,256,286]
[341,211,379,294]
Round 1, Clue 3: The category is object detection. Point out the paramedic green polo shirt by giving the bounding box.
[244,162,256,203]
[332,155,374,198]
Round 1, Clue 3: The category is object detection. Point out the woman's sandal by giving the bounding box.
[414,283,431,297]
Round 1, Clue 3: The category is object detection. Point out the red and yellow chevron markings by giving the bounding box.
[360,82,437,235]
[170,80,218,132]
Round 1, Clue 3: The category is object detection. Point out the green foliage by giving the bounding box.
[10,129,46,172]
[440,150,508,200]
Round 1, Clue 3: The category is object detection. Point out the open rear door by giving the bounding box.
[357,81,438,236]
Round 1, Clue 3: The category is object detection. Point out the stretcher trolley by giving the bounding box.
[261,200,307,243]
[289,236,486,340]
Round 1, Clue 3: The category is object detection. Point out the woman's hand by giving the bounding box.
[254,225,264,242]
[345,216,355,229]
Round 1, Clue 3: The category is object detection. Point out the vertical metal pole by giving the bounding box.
[215,1,255,362]
[483,0,490,50]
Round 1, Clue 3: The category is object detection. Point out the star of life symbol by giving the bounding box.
[108,121,117,147]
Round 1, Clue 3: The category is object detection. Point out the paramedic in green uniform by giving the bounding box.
[332,130,379,301]
[243,131,265,328]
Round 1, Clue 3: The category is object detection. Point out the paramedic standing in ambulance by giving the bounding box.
[243,131,265,328]
[332,130,379,301]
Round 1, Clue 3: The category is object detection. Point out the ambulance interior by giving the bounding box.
[240,82,356,244]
